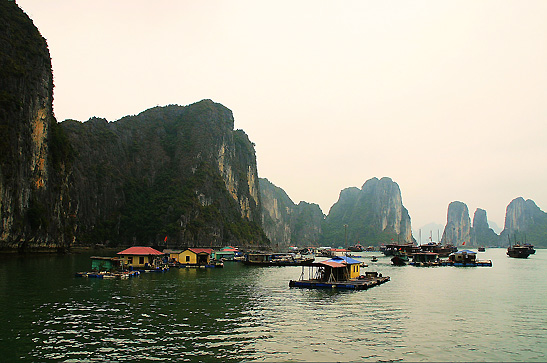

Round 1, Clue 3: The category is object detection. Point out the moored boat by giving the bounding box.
[243,252,315,266]
[391,254,408,266]
[409,252,440,266]
[440,250,492,267]
[347,244,365,252]
[289,256,389,290]
[507,244,533,258]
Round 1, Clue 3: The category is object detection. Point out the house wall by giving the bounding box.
[121,255,152,267]
[180,251,198,264]
[349,264,360,279]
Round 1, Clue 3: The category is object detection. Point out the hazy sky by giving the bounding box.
[17,0,547,232]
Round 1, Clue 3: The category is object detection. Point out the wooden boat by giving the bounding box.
[75,270,141,279]
[507,245,533,258]
[409,252,440,266]
[419,242,458,257]
[243,252,315,266]
[347,244,364,252]
[380,243,420,256]
[391,254,408,266]
[289,256,389,290]
[440,250,492,267]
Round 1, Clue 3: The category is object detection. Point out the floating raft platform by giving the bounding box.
[289,274,390,290]
[409,260,493,267]
[75,270,141,279]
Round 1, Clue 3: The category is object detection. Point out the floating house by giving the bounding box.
[441,250,492,267]
[117,247,165,269]
[177,248,222,267]
[289,255,389,290]
[90,256,122,272]
[75,256,140,279]
[212,246,238,261]
[163,249,183,264]
[409,252,440,266]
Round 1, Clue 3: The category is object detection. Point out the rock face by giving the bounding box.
[500,197,547,247]
[259,178,323,248]
[321,177,413,246]
[470,208,499,247]
[0,2,71,250]
[441,201,471,246]
[61,100,268,248]
[0,3,267,249]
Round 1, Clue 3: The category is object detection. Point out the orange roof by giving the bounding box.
[117,247,164,255]
[188,248,212,255]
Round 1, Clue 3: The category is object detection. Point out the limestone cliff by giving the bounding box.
[500,197,547,247]
[62,100,268,248]
[321,177,414,246]
[470,208,499,247]
[0,1,70,250]
[441,201,471,246]
[259,178,323,248]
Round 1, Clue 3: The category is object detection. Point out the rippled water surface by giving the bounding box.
[1,248,547,362]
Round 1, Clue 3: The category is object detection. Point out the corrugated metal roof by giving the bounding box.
[328,256,361,265]
[317,260,346,268]
[455,250,477,254]
[163,249,183,254]
[117,247,164,255]
[188,248,212,255]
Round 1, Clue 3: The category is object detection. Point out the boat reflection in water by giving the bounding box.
[243,252,315,266]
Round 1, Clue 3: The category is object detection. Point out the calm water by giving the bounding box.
[1,248,546,362]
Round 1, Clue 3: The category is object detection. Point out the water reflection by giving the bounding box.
[1,249,547,361]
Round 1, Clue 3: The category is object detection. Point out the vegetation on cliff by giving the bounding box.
[321,177,414,247]
[62,101,268,248]
[0,1,71,250]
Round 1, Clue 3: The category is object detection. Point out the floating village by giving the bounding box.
[75,240,535,290]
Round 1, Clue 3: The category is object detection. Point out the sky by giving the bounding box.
[16,0,547,232]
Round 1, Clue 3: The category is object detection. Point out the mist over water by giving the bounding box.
[1,249,546,362]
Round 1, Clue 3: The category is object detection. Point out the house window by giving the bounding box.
[186,255,190,262]
[128,257,133,264]
[139,257,145,264]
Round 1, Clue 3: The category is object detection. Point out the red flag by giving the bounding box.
[164,236,168,242]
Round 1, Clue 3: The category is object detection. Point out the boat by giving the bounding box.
[243,252,315,266]
[75,270,141,279]
[440,250,492,267]
[409,252,440,266]
[419,242,458,257]
[478,247,486,252]
[347,244,365,252]
[507,244,533,258]
[391,254,408,266]
[289,256,389,290]
[371,256,378,262]
[380,243,420,257]
[523,244,535,254]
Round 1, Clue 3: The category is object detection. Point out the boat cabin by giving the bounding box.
[312,256,362,282]
[212,247,238,261]
[411,252,439,265]
[245,253,272,264]
[90,256,122,272]
[449,250,477,264]
[117,247,164,268]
